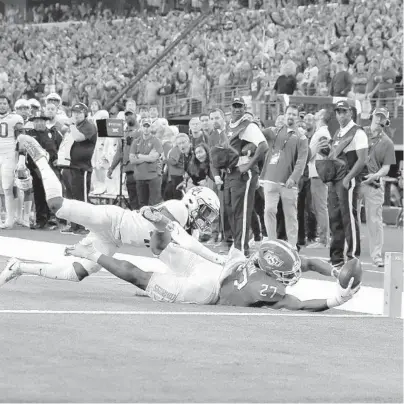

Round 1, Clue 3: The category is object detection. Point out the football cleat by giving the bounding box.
[0,258,22,286]
[17,135,49,162]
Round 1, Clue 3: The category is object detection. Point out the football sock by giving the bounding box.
[18,262,80,282]
[4,191,14,224]
[23,200,32,222]
[36,157,63,200]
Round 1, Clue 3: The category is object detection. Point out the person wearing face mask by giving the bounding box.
[358,108,395,267]
[321,101,368,269]
[108,106,140,210]
[217,97,268,256]
[129,118,163,207]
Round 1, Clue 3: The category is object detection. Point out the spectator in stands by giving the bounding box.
[57,103,97,235]
[330,55,352,97]
[199,112,211,138]
[186,143,212,186]
[129,118,163,207]
[189,117,208,148]
[302,57,319,96]
[273,61,297,96]
[352,61,368,101]
[373,58,397,111]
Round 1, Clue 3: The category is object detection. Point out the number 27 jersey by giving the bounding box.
[0,113,24,154]
[217,261,286,307]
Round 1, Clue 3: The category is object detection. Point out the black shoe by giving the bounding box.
[73,228,89,236]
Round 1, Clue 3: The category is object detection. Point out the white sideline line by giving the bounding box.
[0,309,385,318]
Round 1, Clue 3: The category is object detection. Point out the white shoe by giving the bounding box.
[0,258,22,286]
[15,218,30,228]
[2,219,14,229]
[306,241,329,249]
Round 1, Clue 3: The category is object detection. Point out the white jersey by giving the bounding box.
[119,209,156,247]
[0,112,24,154]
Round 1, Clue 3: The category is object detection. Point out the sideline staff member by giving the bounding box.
[327,101,368,268]
[58,102,97,235]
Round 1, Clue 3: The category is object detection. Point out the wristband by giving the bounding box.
[90,251,102,263]
[326,295,342,308]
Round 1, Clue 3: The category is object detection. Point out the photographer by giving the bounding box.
[58,103,97,235]
[108,106,141,210]
[25,112,62,230]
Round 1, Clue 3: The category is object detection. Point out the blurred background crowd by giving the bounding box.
[0,0,402,116]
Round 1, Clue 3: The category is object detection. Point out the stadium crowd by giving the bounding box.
[0,0,402,113]
[0,0,402,270]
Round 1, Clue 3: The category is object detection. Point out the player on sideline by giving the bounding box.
[0,135,221,286]
[0,95,24,229]
[57,208,360,311]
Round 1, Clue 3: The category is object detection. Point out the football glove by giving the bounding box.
[327,277,361,308]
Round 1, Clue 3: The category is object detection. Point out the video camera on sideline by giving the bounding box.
[96,119,124,138]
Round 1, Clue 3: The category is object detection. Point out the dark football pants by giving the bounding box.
[125,173,139,210]
[225,170,258,254]
[297,178,317,244]
[31,167,50,226]
[328,178,361,265]
[62,168,92,231]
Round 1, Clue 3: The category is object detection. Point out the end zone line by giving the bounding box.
[0,309,387,318]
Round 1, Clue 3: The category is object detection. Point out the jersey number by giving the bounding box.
[260,284,277,298]
[0,122,9,138]
[234,266,248,290]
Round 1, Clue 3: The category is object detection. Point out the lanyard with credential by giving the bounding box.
[272,129,295,155]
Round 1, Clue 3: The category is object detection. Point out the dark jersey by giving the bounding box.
[217,261,286,307]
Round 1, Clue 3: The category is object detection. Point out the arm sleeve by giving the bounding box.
[352,129,368,151]
[240,123,267,147]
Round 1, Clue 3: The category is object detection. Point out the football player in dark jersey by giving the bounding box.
[60,209,361,311]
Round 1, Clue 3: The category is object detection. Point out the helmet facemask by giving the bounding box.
[272,261,302,287]
[191,200,219,233]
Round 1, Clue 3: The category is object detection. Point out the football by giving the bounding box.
[338,258,363,289]
[241,142,257,157]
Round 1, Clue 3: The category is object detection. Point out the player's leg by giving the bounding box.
[1,154,16,228]
[18,135,124,235]
[0,233,118,286]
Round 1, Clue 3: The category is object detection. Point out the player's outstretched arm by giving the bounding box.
[300,256,339,278]
[270,277,360,312]
[65,244,151,290]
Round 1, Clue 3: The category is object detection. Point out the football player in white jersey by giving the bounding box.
[0,134,220,286]
[60,209,360,310]
[0,95,24,228]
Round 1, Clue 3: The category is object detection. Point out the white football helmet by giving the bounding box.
[182,186,220,232]
[15,168,33,191]
[14,99,30,110]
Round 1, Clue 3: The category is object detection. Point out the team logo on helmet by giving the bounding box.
[262,250,284,268]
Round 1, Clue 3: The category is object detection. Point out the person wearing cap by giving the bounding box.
[108,106,141,210]
[220,97,268,256]
[129,118,163,207]
[325,100,368,269]
[358,108,395,267]
[260,104,309,250]
[26,112,62,230]
[57,102,97,235]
